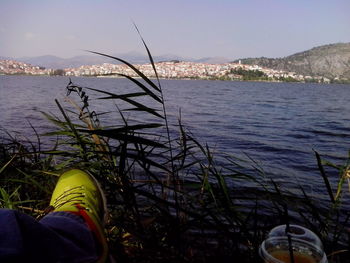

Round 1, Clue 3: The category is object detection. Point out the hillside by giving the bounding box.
[234,43,350,80]
[9,53,217,69]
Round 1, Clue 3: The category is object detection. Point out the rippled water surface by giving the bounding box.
[1,75,350,196]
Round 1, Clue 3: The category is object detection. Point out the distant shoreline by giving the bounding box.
[2,58,350,84]
[2,73,350,85]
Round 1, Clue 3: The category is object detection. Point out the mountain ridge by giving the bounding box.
[2,52,230,69]
[234,42,350,79]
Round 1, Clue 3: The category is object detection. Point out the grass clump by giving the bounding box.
[1,40,350,262]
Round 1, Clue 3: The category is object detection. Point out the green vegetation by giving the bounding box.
[229,67,269,81]
[277,76,299,82]
[330,78,350,84]
[51,69,65,76]
[1,42,350,262]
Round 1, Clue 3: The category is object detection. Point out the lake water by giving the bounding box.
[1,75,350,199]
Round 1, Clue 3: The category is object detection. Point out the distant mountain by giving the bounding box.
[18,55,68,69]
[0,56,11,60]
[17,54,125,69]
[194,57,231,64]
[234,43,350,79]
[3,52,230,69]
[8,52,189,69]
[154,53,191,63]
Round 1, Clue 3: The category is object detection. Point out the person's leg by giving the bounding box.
[0,209,98,263]
[0,169,108,263]
[48,169,108,261]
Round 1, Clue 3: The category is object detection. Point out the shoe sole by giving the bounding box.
[85,170,109,226]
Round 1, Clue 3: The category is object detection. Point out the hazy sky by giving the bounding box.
[1,0,349,60]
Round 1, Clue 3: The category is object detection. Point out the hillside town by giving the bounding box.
[0,59,332,83]
[0,60,53,75]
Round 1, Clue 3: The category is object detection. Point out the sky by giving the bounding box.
[0,0,349,60]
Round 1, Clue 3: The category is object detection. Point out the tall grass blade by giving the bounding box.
[78,129,166,148]
[117,73,162,103]
[55,99,88,160]
[315,150,335,203]
[84,87,164,119]
[86,51,161,92]
[133,23,161,90]
[0,155,16,175]
[78,123,163,133]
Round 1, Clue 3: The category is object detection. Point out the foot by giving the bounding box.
[50,169,108,262]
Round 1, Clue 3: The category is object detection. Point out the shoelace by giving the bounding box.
[35,186,87,220]
[52,186,89,211]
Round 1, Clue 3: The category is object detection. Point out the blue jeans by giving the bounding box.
[0,209,99,263]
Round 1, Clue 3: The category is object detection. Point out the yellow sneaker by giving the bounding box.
[49,169,108,262]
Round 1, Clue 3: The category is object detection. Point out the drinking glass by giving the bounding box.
[259,225,328,263]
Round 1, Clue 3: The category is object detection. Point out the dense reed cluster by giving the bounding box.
[1,38,350,262]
